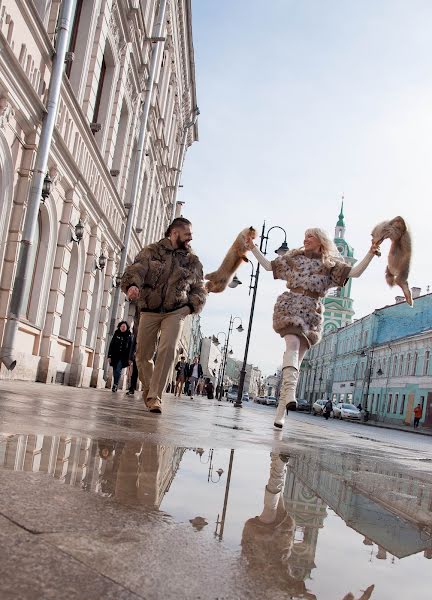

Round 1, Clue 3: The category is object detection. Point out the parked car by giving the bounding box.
[332,403,341,418]
[312,399,326,415]
[242,393,250,402]
[337,403,361,420]
[264,396,277,406]
[226,385,239,402]
[297,398,310,412]
[255,396,266,404]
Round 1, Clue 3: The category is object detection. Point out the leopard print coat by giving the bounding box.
[271,249,351,346]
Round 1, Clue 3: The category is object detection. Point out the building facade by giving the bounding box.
[0,0,198,386]
[299,291,432,428]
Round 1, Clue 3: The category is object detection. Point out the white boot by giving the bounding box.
[274,350,299,430]
[258,453,287,524]
[258,487,280,524]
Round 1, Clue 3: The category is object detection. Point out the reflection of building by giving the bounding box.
[0,1,197,387]
[284,466,327,581]
[287,451,432,559]
[0,434,185,508]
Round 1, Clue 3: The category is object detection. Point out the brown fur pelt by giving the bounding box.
[371,216,413,306]
[205,227,257,293]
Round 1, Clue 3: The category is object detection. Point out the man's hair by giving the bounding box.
[180,355,185,360]
[165,217,191,237]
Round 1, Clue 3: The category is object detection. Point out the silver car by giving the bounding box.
[337,403,361,420]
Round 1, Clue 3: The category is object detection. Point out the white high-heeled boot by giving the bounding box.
[274,350,299,429]
[258,453,287,524]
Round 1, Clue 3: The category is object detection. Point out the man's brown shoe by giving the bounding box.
[147,398,162,413]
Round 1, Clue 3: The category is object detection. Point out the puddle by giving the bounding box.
[0,432,431,599]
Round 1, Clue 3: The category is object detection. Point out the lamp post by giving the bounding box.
[232,222,288,407]
[361,347,383,413]
[215,317,243,398]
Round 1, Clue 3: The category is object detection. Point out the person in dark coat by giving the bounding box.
[206,380,214,400]
[126,335,139,396]
[107,321,132,392]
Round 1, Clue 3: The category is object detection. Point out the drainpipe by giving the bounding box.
[169,107,199,221]
[108,0,167,339]
[0,0,74,370]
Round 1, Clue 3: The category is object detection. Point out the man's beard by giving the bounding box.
[177,239,190,250]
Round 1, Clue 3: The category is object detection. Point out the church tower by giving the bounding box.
[323,199,356,333]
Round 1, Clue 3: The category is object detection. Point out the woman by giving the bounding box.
[174,355,189,397]
[107,321,132,392]
[246,228,380,429]
[206,379,215,400]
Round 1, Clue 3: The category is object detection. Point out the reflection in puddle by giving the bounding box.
[0,433,431,599]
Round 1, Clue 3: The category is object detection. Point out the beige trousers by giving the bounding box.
[135,306,189,403]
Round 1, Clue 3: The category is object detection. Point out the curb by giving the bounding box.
[359,420,432,437]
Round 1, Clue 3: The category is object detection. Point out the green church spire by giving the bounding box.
[337,198,345,227]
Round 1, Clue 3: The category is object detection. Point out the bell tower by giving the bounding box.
[323,198,356,332]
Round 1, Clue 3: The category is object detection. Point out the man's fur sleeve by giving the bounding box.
[188,258,207,314]
[120,248,151,294]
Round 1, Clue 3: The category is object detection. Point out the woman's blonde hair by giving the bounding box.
[304,228,341,267]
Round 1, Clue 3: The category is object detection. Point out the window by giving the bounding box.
[383,358,387,376]
[392,356,398,376]
[399,356,404,376]
[400,395,406,415]
[387,394,392,412]
[393,394,399,414]
[412,352,418,375]
[65,0,84,78]
[22,215,41,318]
[406,354,411,376]
[371,393,375,411]
[424,351,430,376]
[376,393,380,413]
[92,57,106,126]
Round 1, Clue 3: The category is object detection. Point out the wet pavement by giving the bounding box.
[0,381,431,599]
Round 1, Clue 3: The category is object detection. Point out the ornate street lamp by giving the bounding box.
[235,222,288,407]
[71,219,84,244]
[95,253,106,271]
[41,173,52,203]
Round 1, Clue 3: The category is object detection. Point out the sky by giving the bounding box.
[178,0,432,376]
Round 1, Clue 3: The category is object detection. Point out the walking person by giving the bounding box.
[323,399,333,420]
[206,380,215,400]
[121,218,206,414]
[126,336,139,396]
[413,403,423,429]
[174,356,189,397]
[188,356,203,399]
[107,321,132,392]
[246,228,380,429]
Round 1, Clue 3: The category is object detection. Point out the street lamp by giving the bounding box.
[235,222,288,407]
[216,316,243,399]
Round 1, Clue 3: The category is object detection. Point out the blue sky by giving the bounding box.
[178,0,431,375]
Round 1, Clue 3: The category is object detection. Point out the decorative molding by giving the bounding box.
[0,97,15,129]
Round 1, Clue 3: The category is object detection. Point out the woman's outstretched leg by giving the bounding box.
[274,335,308,429]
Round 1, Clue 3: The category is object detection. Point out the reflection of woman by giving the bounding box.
[241,452,317,599]
[242,452,375,600]
[247,229,380,429]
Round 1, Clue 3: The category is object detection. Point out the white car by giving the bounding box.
[265,396,277,406]
[337,403,361,420]
[312,399,326,415]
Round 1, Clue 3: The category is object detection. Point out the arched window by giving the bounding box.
[86,270,103,348]
[424,351,431,376]
[59,242,84,340]
[22,215,41,319]
[0,130,14,283]
[392,355,398,376]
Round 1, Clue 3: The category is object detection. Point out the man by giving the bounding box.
[188,356,203,399]
[323,398,333,420]
[413,403,422,429]
[121,218,207,413]
[174,355,189,397]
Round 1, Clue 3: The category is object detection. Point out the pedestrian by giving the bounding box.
[121,217,206,413]
[246,229,381,429]
[188,356,204,399]
[206,380,214,400]
[197,376,205,395]
[413,403,422,429]
[126,335,139,396]
[107,321,132,392]
[323,399,333,420]
[174,356,189,397]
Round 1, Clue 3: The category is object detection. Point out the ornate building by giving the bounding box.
[0,0,198,386]
[322,201,356,332]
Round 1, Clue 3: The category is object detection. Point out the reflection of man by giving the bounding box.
[121,218,206,414]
